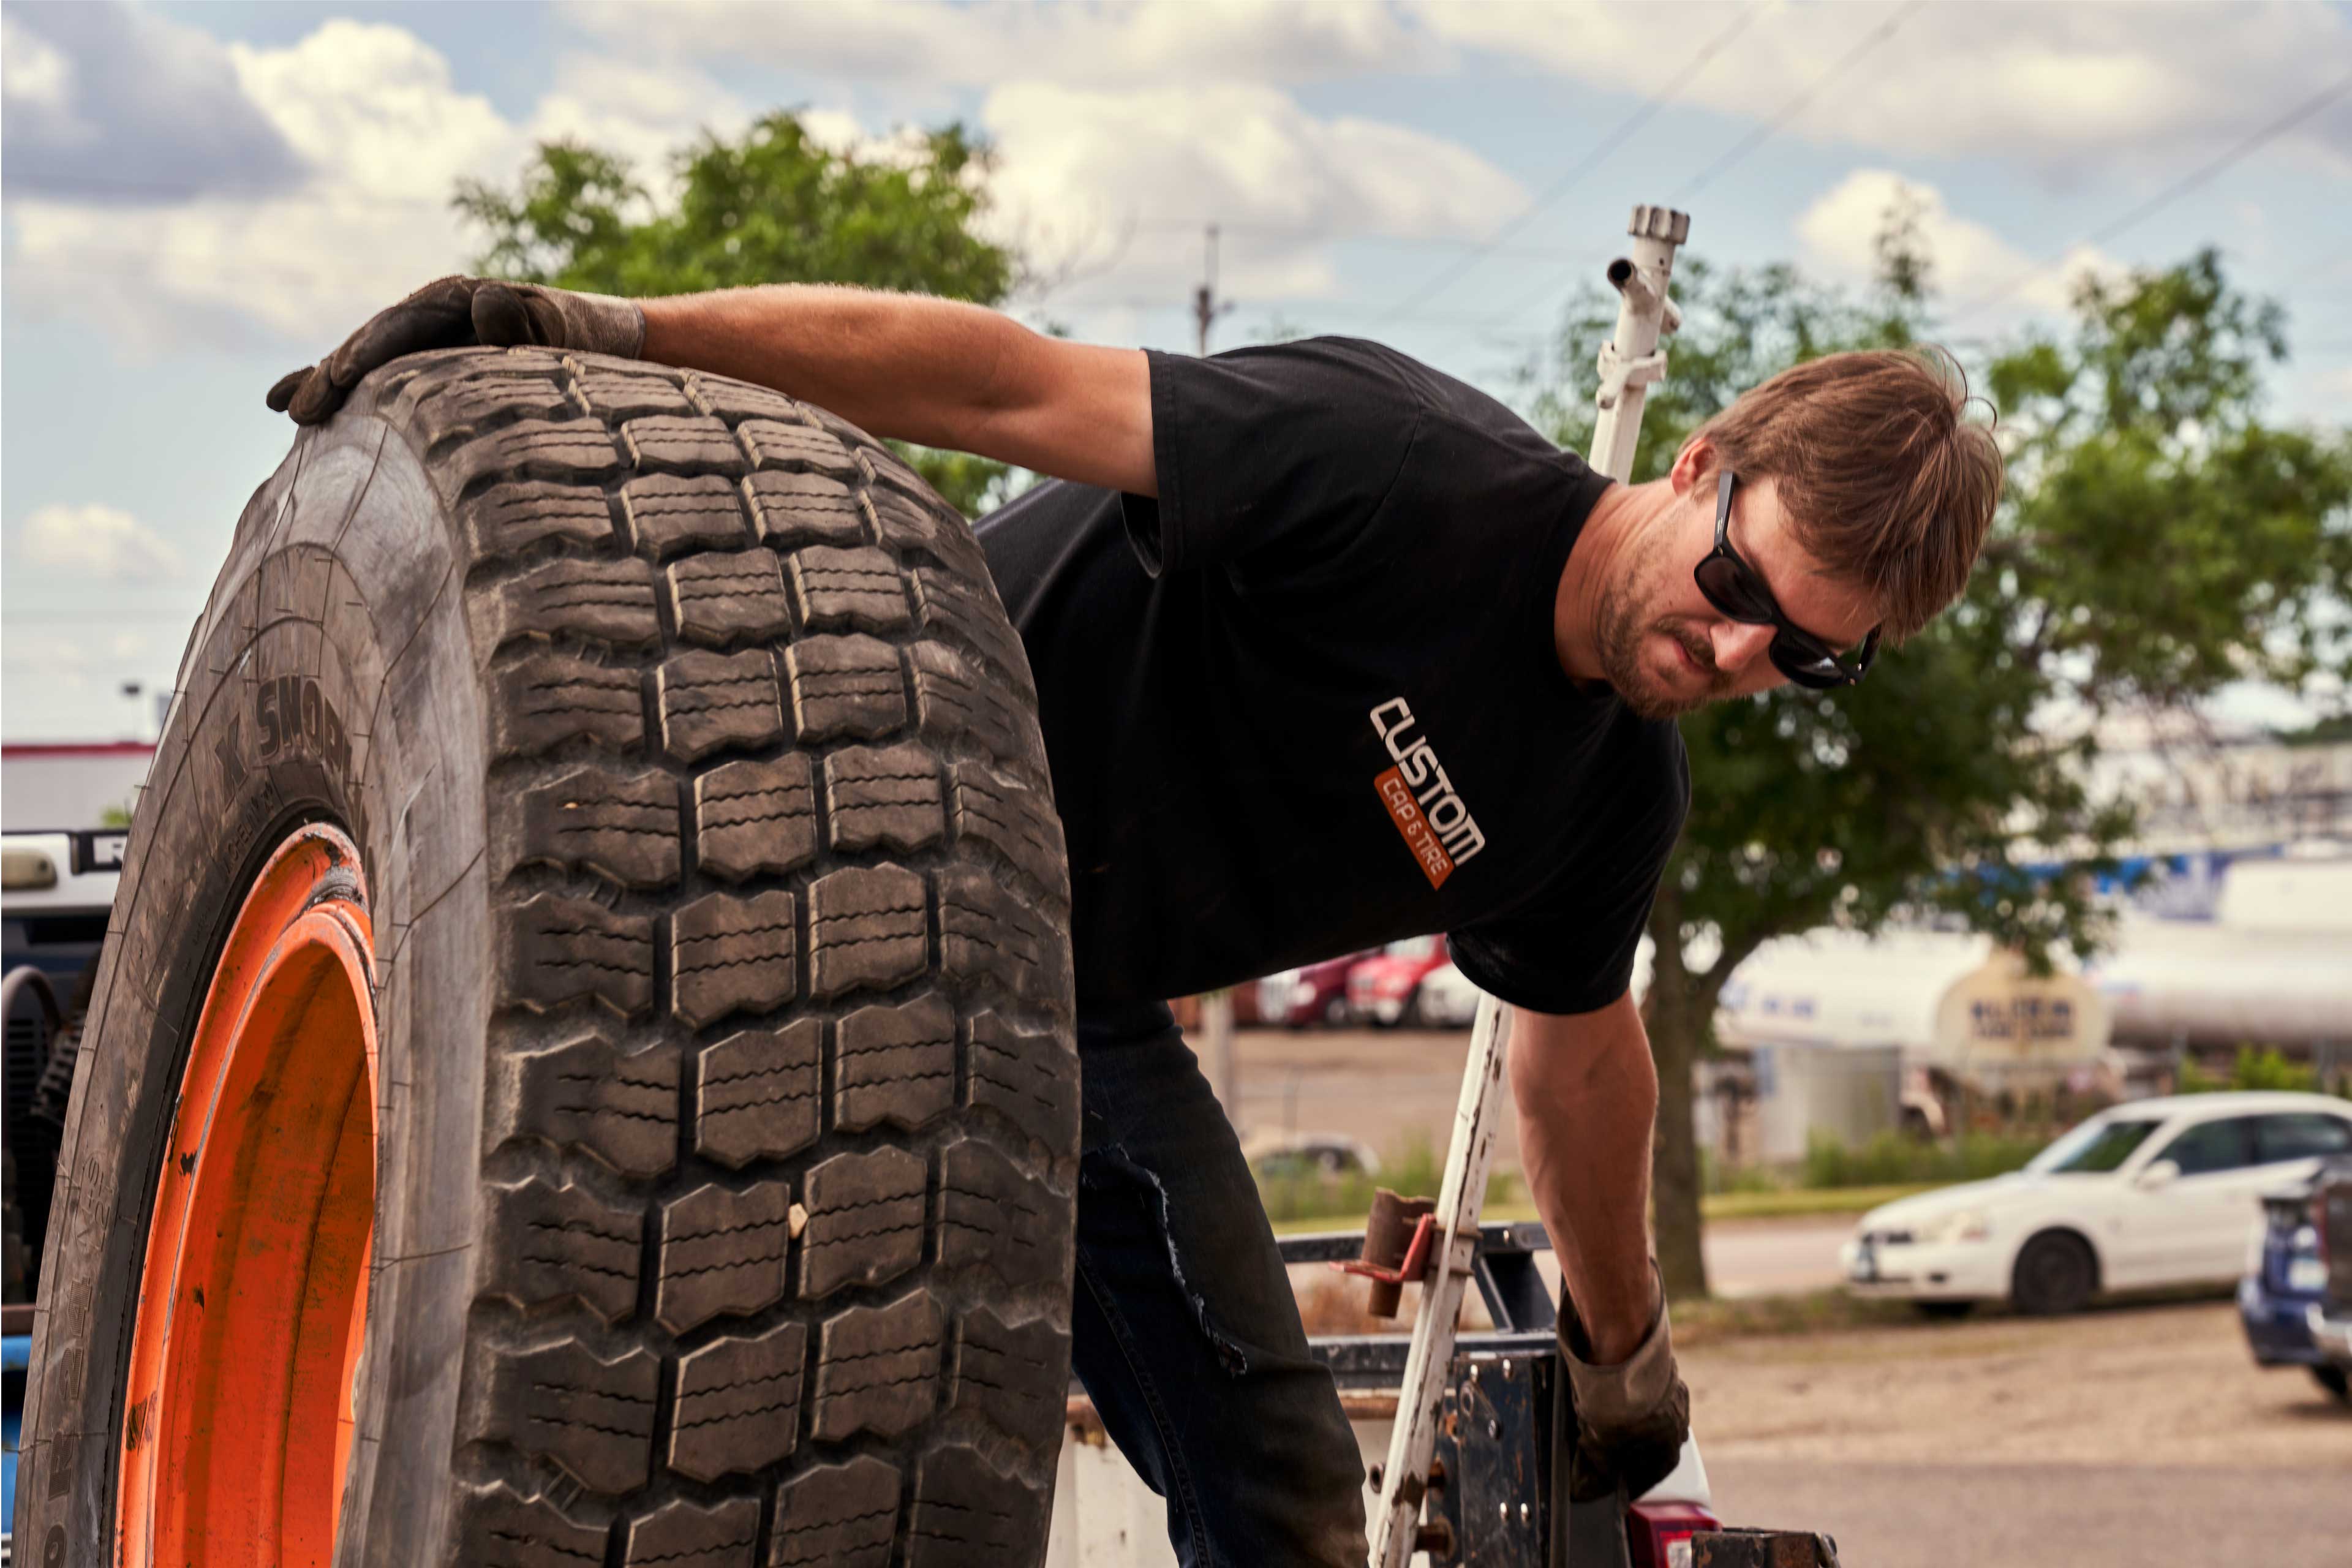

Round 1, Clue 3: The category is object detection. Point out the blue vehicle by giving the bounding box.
[2239,1152,2352,1403]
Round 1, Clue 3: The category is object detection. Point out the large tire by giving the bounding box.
[15,349,1078,1567]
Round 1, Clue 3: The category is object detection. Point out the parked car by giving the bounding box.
[2308,1159,2352,1389]
[1241,1129,1381,1183]
[1411,961,1485,1028]
[1346,935,1452,1027]
[1256,953,1364,1028]
[2239,1152,2352,1403]
[1841,1091,2352,1314]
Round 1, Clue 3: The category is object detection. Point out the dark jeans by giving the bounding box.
[1073,1000,1370,1567]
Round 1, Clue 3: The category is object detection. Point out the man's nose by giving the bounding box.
[1713,620,1776,673]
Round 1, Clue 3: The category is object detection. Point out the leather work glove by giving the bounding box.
[266,276,646,425]
[1557,1265,1691,1504]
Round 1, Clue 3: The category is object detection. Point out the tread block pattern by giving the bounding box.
[867,486,986,578]
[949,761,1066,900]
[967,1011,1079,1151]
[800,1145,926,1300]
[787,546,910,633]
[806,865,928,1000]
[481,1178,643,1322]
[667,550,793,646]
[694,756,817,880]
[467,1337,658,1493]
[856,440,930,499]
[469,556,660,656]
[784,634,905,743]
[624,1498,762,1568]
[507,764,680,889]
[501,894,656,1019]
[812,1287,943,1442]
[492,1032,678,1178]
[911,641,1031,767]
[445,418,623,494]
[949,1306,1069,1438]
[621,473,753,559]
[908,1445,1049,1568]
[939,1137,1064,1285]
[491,652,644,758]
[624,415,745,472]
[938,867,1060,1005]
[911,566,1034,698]
[834,992,955,1133]
[769,1456,900,1568]
[461,481,617,564]
[454,1483,610,1568]
[671,889,797,1028]
[658,648,785,763]
[668,1319,808,1482]
[574,367,696,420]
[684,373,805,424]
[412,376,576,449]
[657,1182,793,1334]
[693,1019,822,1167]
[824,743,944,854]
[747,471,868,549]
[741,418,859,479]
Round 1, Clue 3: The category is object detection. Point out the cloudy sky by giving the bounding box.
[4,0,2349,739]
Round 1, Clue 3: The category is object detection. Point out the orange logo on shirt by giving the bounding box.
[1370,697,1485,890]
[1376,765,1455,888]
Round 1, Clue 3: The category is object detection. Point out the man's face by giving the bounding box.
[1596,471,1882,722]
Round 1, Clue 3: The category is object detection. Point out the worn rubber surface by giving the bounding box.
[14,349,1077,1566]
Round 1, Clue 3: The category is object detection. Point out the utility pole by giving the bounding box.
[1193,223,1235,356]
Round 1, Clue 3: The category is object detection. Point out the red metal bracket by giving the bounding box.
[1330,1212,1438,1287]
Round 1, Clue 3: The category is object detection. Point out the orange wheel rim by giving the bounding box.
[119,824,379,1568]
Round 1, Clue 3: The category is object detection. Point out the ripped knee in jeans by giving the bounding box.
[1082,1144,1255,1377]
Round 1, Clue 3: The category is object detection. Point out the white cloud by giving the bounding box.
[1,1,305,202]
[981,81,1526,299]
[1414,0,2352,175]
[561,0,1425,86]
[1795,170,2123,318]
[2,20,752,349]
[14,505,187,584]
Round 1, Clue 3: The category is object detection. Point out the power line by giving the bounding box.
[1947,69,2352,325]
[1376,0,1765,323]
[1673,0,1927,200]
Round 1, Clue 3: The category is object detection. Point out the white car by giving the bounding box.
[1841,1091,2352,1315]
[1411,961,1485,1028]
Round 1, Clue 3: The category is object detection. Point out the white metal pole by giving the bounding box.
[1368,203,1689,1568]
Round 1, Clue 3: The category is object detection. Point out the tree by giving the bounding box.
[1528,224,2352,1297]
[454,114,1022,516]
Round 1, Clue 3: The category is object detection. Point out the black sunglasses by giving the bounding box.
[1693,469,1880,690]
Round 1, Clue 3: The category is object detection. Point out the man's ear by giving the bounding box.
[1667,435,1713,499]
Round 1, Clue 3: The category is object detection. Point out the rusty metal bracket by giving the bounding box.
[1691,1528,1843,1567]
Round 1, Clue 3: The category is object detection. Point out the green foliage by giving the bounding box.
[1253,1134,1518,1226]
[98,804,131,829]
[1799,1129,2045,1189]
[454,113,1023,516]
[2175,1044,2343,1096]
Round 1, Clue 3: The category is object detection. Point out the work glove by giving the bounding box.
[265,276,647,426]
[1558,1264,1690,1504]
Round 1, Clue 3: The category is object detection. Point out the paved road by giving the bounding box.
[1709,1458,2352,1568]
[1702,1216,1856,1298]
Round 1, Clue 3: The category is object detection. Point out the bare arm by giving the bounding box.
[1507,992,1660,1362]
[641,285,1157,496]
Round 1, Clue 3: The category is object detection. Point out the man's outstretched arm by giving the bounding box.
[271,277,1157,497]
[1509,992,1690,1499]
[641,286,1155,496]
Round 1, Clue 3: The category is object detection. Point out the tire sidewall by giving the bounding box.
[17,399,493,1563]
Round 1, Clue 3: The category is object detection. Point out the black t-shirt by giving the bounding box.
[974,337,1689,1014]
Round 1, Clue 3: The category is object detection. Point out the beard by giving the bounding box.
[1594,551,1732,722]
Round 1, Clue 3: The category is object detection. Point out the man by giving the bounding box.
[273,278,2002,1565]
